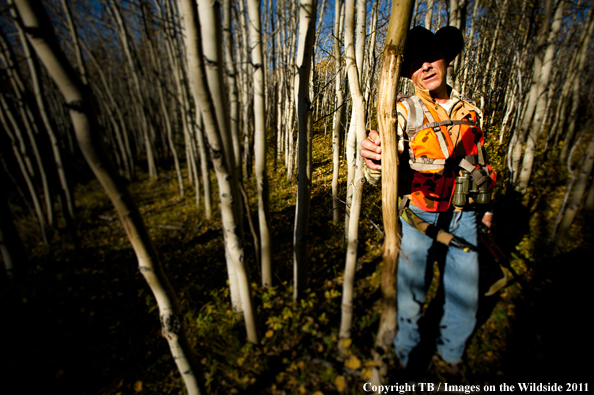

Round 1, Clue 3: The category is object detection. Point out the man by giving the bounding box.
[361,26,495,373]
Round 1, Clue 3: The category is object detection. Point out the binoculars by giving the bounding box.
[452,169,491,206]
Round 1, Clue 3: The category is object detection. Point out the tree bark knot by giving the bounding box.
[66,100,86,114]
[161,313,181,340]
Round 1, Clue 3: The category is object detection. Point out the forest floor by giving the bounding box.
[2,130,593,395]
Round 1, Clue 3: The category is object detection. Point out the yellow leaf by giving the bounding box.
[134,381,142,392]
[340,338,352,349]
[265,330,274,338]
[335,376,346,392]
[362,367,373,380]
[364,360,378,367]
[297,360,305,369]
[313,392,325,395]
[344,355,361,370]
[298,386,307,394]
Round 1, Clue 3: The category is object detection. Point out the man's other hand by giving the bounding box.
[361,129,382,170]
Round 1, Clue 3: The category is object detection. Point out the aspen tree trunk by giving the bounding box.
[461,0,479,97]
[14,13,76,224]
[0,22,53,227]
[11,1,204,393]
[500,82,517,144]
[332,0,344,225]
[196,0,243,310]
[61,0,88,85]
[236,0,254,179]
[364,0,379,122]
[197,0,235,178]
[163,0,210,210]
[223,0,242,178]
[179,0,259,344]
[339,0,367,341]
[344,0,366,237]
[293,0,317,301]
[516,0,565,193]
[355,0,366,85]
[559,6,594,162]
[106,0,157,180]
[0,96,47,243]
[479,0,507,110]
[372,0,414,384]
[447,0,460,87]
[547,0,582,148]
[79,39,134,179]
[510,0,553,185]
[246,0,273,287]
[425,0,434,29]
[139,3,184,196]
[195,111,212,218]
[557,124,594,241]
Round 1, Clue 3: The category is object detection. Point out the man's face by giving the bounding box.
[409,51,448,93]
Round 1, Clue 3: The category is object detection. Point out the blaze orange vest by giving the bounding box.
[398,96,495,212]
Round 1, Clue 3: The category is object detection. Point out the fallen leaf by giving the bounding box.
[335,375,346,392]
[344,355,361,370]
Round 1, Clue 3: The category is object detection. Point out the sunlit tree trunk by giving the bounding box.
[557,124,594,241]
[339,0,367,341]
[196,0,244,310]
[510,0,553,186]
[293,0,317,301]
[559,5,594,162]
[425,0,434,29]
[343,0,366,237]
[12,1,204,392]
[371,0,414,385]
[516,0,565,193]
[179,0,259,343]
[247,0,273,287]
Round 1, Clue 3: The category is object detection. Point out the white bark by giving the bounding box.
[246,0,273,287]
[344,0,366,237]
[425,0,434,29]
[339,0,367,340]
[196,0,245,310]
[106,0,157,180]
[511,0,554,185]
[179,0,259,343]
[557,125,594,241]
[516,0,565,193]
[559,5,594,162]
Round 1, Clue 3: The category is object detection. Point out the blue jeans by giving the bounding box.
[393,206,479,365]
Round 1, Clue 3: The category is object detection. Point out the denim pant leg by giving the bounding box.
[393,207,437,367]
[437,210,479,363]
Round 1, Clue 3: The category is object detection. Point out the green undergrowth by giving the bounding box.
[2,127,592,395]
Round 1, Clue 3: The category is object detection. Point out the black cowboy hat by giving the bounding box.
[401,26,464,78]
